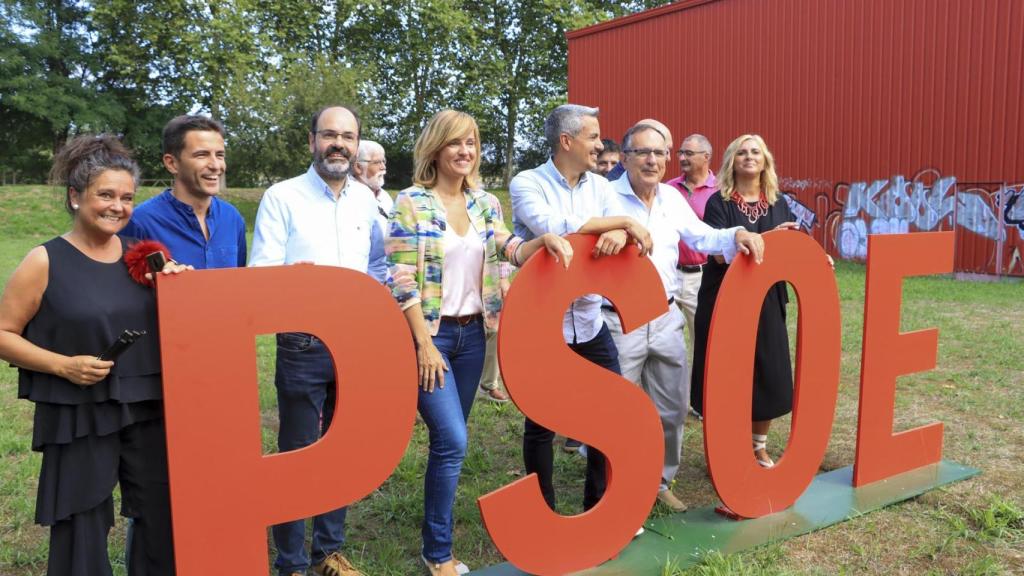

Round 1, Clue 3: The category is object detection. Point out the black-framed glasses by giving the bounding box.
[624,148,670,159]
[316,130,358,143]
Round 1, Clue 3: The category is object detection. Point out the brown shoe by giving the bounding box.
[480,387,509,402]
[313,551,365,576]
[656,488,688,512]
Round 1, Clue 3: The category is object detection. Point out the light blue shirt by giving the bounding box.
[510,158,620,344]
[249,165,386,282]
[611,174,741,299]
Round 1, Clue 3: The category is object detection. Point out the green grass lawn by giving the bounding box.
[0,185,1021,575]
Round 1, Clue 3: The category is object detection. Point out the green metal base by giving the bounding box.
[470,460,979,575]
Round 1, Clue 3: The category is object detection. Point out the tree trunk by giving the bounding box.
[502,97,518,189]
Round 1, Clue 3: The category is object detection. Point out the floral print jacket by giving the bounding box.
[386,185,522,336]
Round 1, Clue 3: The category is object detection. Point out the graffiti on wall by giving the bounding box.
[782,193,817,231]
[1004,185,1024,232]
[1001,185,1024,273]
[780,169,1024,277]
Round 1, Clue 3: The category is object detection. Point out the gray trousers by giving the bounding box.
[603,305,688,490]
[479,330,502,391]
[674,268,703,347]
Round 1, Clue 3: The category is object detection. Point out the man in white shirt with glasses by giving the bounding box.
[605,122,763,513]
[250,104,382,576]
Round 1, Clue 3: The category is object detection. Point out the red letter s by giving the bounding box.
[479,234,666,575]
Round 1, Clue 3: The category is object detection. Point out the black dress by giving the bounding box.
[690,194,795,421]
[18,236,174,576]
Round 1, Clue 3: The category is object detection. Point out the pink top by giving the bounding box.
[440,223,485,316]
[665,171,719,266]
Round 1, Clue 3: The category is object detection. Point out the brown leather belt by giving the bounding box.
[440,314,482,326]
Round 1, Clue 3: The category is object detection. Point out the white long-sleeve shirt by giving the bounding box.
[511,158,620,344]
[249,165,386,282]
[610,173,741,299]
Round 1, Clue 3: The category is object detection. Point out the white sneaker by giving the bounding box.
[634,526,645,538]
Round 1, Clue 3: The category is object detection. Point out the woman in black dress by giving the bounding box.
[690,134,800,468]
[0,135,187,575]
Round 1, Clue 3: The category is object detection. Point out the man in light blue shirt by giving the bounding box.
[510,103,654,515]
[604,122,763,513]
[249,105,377,576]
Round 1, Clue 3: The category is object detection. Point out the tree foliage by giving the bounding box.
[0,0,671,186]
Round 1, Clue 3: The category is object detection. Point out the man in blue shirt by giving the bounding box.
[121,115,247,269]
[250,105,382,576]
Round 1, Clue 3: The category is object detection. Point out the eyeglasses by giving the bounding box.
[359,159,386,167]
[624,148,670,159]
[316,130,358,144]
[678,149,709,157]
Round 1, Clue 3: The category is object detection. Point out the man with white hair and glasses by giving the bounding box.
[352,139,391,224]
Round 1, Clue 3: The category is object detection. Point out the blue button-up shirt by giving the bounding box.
[611,174,740,299]
[511,158,621,344]
[605,162,626,181]
[249,166,386,282]
[121,189,247,269]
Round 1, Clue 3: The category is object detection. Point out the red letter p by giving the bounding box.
[157,266,416,574]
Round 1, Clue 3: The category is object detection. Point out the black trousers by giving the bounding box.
[45,417,175,576]
[522,324,620,512]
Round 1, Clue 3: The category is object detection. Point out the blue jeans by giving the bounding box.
[419,317,486,564]
[271,333,347,576]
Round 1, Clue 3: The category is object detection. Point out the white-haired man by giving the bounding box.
[352,139,392,235]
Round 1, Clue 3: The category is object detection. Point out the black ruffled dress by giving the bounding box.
[18,236,163,527]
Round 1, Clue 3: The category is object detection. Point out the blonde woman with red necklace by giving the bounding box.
[689,134,801,468]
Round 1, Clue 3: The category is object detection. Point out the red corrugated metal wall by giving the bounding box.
[568,0,1024,276]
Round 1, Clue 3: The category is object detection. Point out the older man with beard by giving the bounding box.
[250,104,383,576]
[352,139,392,234]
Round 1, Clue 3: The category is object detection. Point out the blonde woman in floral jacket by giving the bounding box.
[386,110,571,576]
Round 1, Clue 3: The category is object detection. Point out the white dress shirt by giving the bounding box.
[611,174,741,299]
[249,165,386,282]
[511,158,620,344]
[374,189,394,239]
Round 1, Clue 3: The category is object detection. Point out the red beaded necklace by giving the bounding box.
[731,190,769,224]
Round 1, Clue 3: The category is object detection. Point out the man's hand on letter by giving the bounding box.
[735,229,765,264]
